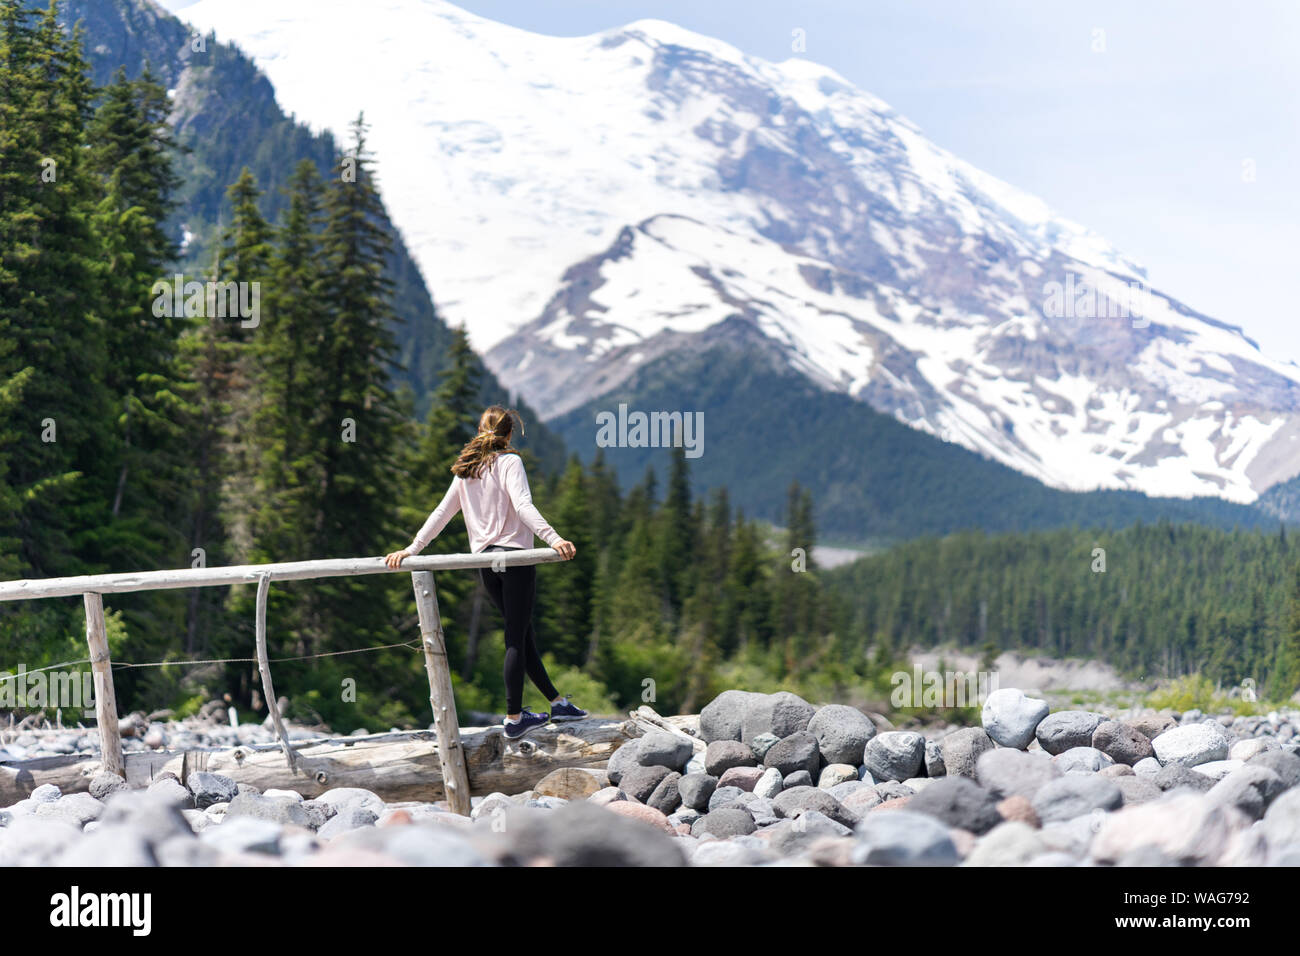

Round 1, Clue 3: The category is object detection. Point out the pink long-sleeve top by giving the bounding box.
[406,452,562,555]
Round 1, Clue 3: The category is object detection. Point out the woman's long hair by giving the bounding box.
[451,406,524,479]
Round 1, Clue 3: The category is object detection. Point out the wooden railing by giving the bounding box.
[0,549,566,815]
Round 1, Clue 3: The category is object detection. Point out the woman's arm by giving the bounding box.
[500,454,563,547]
[386,478,462,567]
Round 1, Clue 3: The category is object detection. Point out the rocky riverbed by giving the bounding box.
[2,688,1299,866]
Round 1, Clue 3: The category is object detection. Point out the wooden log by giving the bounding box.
[628,705,705,753]
[0,549,565,602]
[253,573,297,772]
[0,718,636,805]
[83,592,124,778]
[411,571,471,815]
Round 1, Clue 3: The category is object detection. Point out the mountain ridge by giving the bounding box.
[170,0,1300,507]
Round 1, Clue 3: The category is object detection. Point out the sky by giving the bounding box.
[163,0,1300,364]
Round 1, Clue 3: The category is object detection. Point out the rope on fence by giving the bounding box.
[0,639,423,684]
[0,657,93,684]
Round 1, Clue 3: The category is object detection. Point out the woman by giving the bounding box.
[385,406,587,740]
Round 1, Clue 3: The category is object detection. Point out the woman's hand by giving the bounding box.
[384,549,412,569]
[552,539,577,560]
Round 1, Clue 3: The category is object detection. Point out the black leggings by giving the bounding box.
[479,546,558,715]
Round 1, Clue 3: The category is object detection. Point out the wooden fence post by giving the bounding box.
[83,591,124,778]
[254,572,298,771]
[411,570,472,815]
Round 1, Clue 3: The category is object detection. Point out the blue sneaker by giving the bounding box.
[503,707,550,740]
[549,695,588,722]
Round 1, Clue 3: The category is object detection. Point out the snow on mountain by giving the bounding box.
[178,0,1300,502]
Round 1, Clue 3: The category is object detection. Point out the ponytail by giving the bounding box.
[451,405,525,479]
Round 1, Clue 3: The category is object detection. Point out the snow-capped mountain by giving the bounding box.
[179,0,1300,502]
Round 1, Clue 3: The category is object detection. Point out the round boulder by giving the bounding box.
[807,704,876,765]
[863,731,925,783]
[1035,711,1106,755]
[981,688,1049,750]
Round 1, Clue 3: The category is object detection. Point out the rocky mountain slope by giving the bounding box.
[178,0,1300,506]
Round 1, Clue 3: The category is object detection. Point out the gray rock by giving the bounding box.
[146,776,193,809]
[199,816,284,855]
[981,688,1049,749]
[30,784,61,803]
[607,741,641,786]
[1191,759,1242,782]
[1051,747,1114,774]
[1035,711,1106,755]
[873,780,916,801]
[965,821,1046,866]
[1206,765,1284,821]
[1114,776,1163,806]
[618,765,672,803]
[678,773,718,812]
[1128,713,1177,740]
[34,793,103,827]
[317,805,378,840]
[1133,757,1162,779]
[765,811,853,856]
[707,785,747,813]
[57,824,157,867]
[300,799,336,829]
[187,771,239,810]
[749,732,781,762]
[771,785,858,829]
[1230,737,1278,762]
[0,817,84,865]
[763,731,820,779]
[647,772,683,815]
[691,807,757,839]
[754,767,784,799]
[806,704,876,765]
[740,691,816,747]
[905,777,1001,835]
[636,731,693,772]
[853,810,959,866]
[1091,721,1155,767]
[88,772,127,801]
[818,764,859,789]
[704,739,756,777]
[1259,788,1300,849]
[669,807,702,828]
[842,787,884,815]
[338,822,492,866]
[1247,750,1300,791]
[314,787,385,814]
[940,727,994,779]
[1153,762,1214,793]
[699,689,763,743]
[975,747,1060,799]
[99,791,191,843]
[1151,723,1231,768]
[1091,791,1245,865]
[689,837,773,866]
[1031,775,1123,824]
[782,770,813,789]
[863,731,925,782]
[924,739,946,778]
[225,791,311,827]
